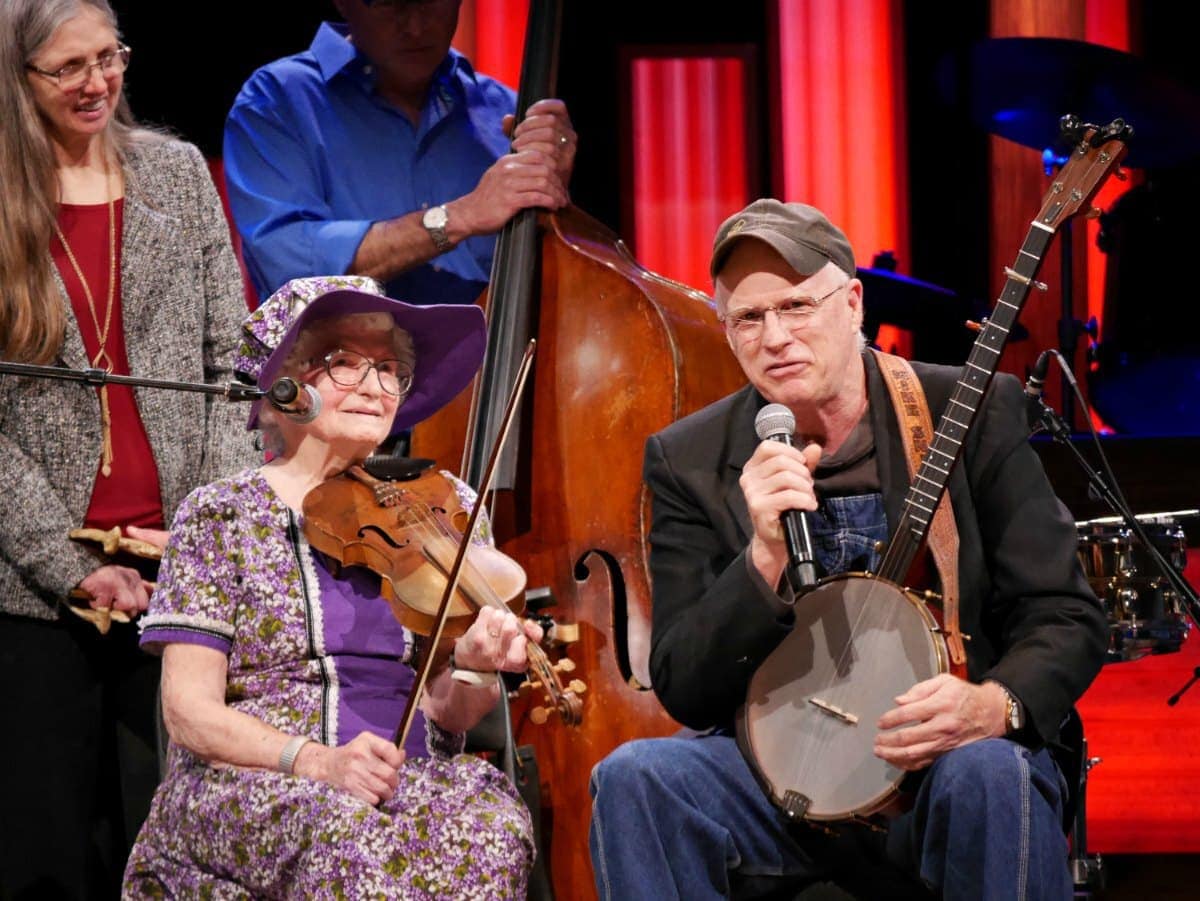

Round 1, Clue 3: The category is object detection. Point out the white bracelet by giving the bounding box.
[278,735,312,774]
[450,667,502,688]
[448,648,502,688]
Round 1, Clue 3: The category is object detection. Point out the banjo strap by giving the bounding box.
[872,349,968,667]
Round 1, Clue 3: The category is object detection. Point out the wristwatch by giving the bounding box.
[422,203,452,253]
[997,683,1024,734]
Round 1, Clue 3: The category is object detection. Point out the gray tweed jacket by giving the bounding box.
[0,138,259,621]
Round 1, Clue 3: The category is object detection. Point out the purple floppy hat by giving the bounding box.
[234,275,486,434]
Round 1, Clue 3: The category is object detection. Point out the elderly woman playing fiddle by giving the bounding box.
[123,276,540,898]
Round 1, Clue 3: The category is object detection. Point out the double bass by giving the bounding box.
[412,1,746,895]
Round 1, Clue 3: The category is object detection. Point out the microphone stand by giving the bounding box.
[1,359,265,633]
[1031,399,1200,645]
[0,359,264,403]
[1035,381,1198,893]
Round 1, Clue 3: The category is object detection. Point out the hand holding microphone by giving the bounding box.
[743,404,820,590]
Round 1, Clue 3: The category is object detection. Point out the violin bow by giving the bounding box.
[393,340,537,749]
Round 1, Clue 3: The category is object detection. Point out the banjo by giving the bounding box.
[737,116,1131,823]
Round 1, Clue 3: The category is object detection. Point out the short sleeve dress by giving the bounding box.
[122,469,533,899]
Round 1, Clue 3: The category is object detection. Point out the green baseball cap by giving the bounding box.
[710,199,856,281]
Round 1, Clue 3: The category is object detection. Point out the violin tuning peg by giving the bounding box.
[513,678,541,699]
[568,679,587,694]
[529,706,550,725]
[551,623,581,645]
[553,657,576,674]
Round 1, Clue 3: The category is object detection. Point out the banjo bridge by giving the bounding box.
[808,697,859,724]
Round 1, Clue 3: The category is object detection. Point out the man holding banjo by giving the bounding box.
[588,200,1108,900]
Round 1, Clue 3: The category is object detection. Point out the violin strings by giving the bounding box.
[401,491,507,612]
[394,491,575,715]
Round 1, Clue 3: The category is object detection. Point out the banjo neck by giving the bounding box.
[876,116,1131,586]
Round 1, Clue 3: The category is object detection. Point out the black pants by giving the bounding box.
[0,613,160,900]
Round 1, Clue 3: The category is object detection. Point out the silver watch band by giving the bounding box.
[278,735,312,774]
[423,204,452,252]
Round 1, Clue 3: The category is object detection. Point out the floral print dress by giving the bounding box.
[122,469,532,899]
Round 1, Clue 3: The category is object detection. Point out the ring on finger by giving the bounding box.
[558,133,569,146]
[488,628,501,638]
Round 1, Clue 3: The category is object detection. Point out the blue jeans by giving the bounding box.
[589,732,1070,900]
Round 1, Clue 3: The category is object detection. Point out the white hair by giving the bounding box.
[257,313,416,454]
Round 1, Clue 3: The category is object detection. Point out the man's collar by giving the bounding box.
[727,386,769,471]
[311,22,361,82]
[310,22,478,94]
[443,48,476,84]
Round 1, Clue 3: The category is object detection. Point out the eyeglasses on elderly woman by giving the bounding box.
[314,349,414,397]
[26,44,130,91]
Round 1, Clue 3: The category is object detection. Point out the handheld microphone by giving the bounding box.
[754,403,818,588]
[267,377,322,424]
[1024,350,1054,434]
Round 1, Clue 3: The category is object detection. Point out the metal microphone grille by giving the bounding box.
[754,403,795,442]
[268,378,301,405]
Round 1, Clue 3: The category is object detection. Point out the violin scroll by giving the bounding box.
[516,651,586,726]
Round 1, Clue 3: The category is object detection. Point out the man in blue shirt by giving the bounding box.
[223,0,575,306]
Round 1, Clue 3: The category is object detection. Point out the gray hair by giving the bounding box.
[0,0,160,363]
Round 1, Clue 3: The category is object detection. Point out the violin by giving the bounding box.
[301,460,584,726]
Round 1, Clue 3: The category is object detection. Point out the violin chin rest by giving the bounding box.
[363,455,437,482]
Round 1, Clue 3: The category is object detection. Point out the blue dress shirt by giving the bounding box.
[223,22,516,306]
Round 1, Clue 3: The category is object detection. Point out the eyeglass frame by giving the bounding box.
[26,44,131,91]
[718,281,850,338]
[313,349,414,397]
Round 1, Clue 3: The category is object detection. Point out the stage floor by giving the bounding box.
[1088,854,1200,899]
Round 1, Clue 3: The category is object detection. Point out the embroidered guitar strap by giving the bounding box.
[872,349,967,667]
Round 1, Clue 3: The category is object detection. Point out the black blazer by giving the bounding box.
[643,352,1108,745]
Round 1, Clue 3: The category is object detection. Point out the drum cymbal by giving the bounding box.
[858,266,959,331]
[959,37,1200,169]
[857,266,1027,339]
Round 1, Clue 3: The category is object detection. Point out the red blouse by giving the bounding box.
[51,200,164,531]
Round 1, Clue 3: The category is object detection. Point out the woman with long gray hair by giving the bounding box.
[0,1,255,895]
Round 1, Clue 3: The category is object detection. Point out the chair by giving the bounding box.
[1057,708,1105,892]
[465,695,555,901]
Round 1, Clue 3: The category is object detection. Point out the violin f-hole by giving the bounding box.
[357,524,409,549]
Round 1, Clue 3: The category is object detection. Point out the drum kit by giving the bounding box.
[907,37,1200,893]
[1075,509,1196,663]
[875,30,1200,650]
[954,34,1200,655]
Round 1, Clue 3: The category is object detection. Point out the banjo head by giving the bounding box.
[738,573,947,821]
